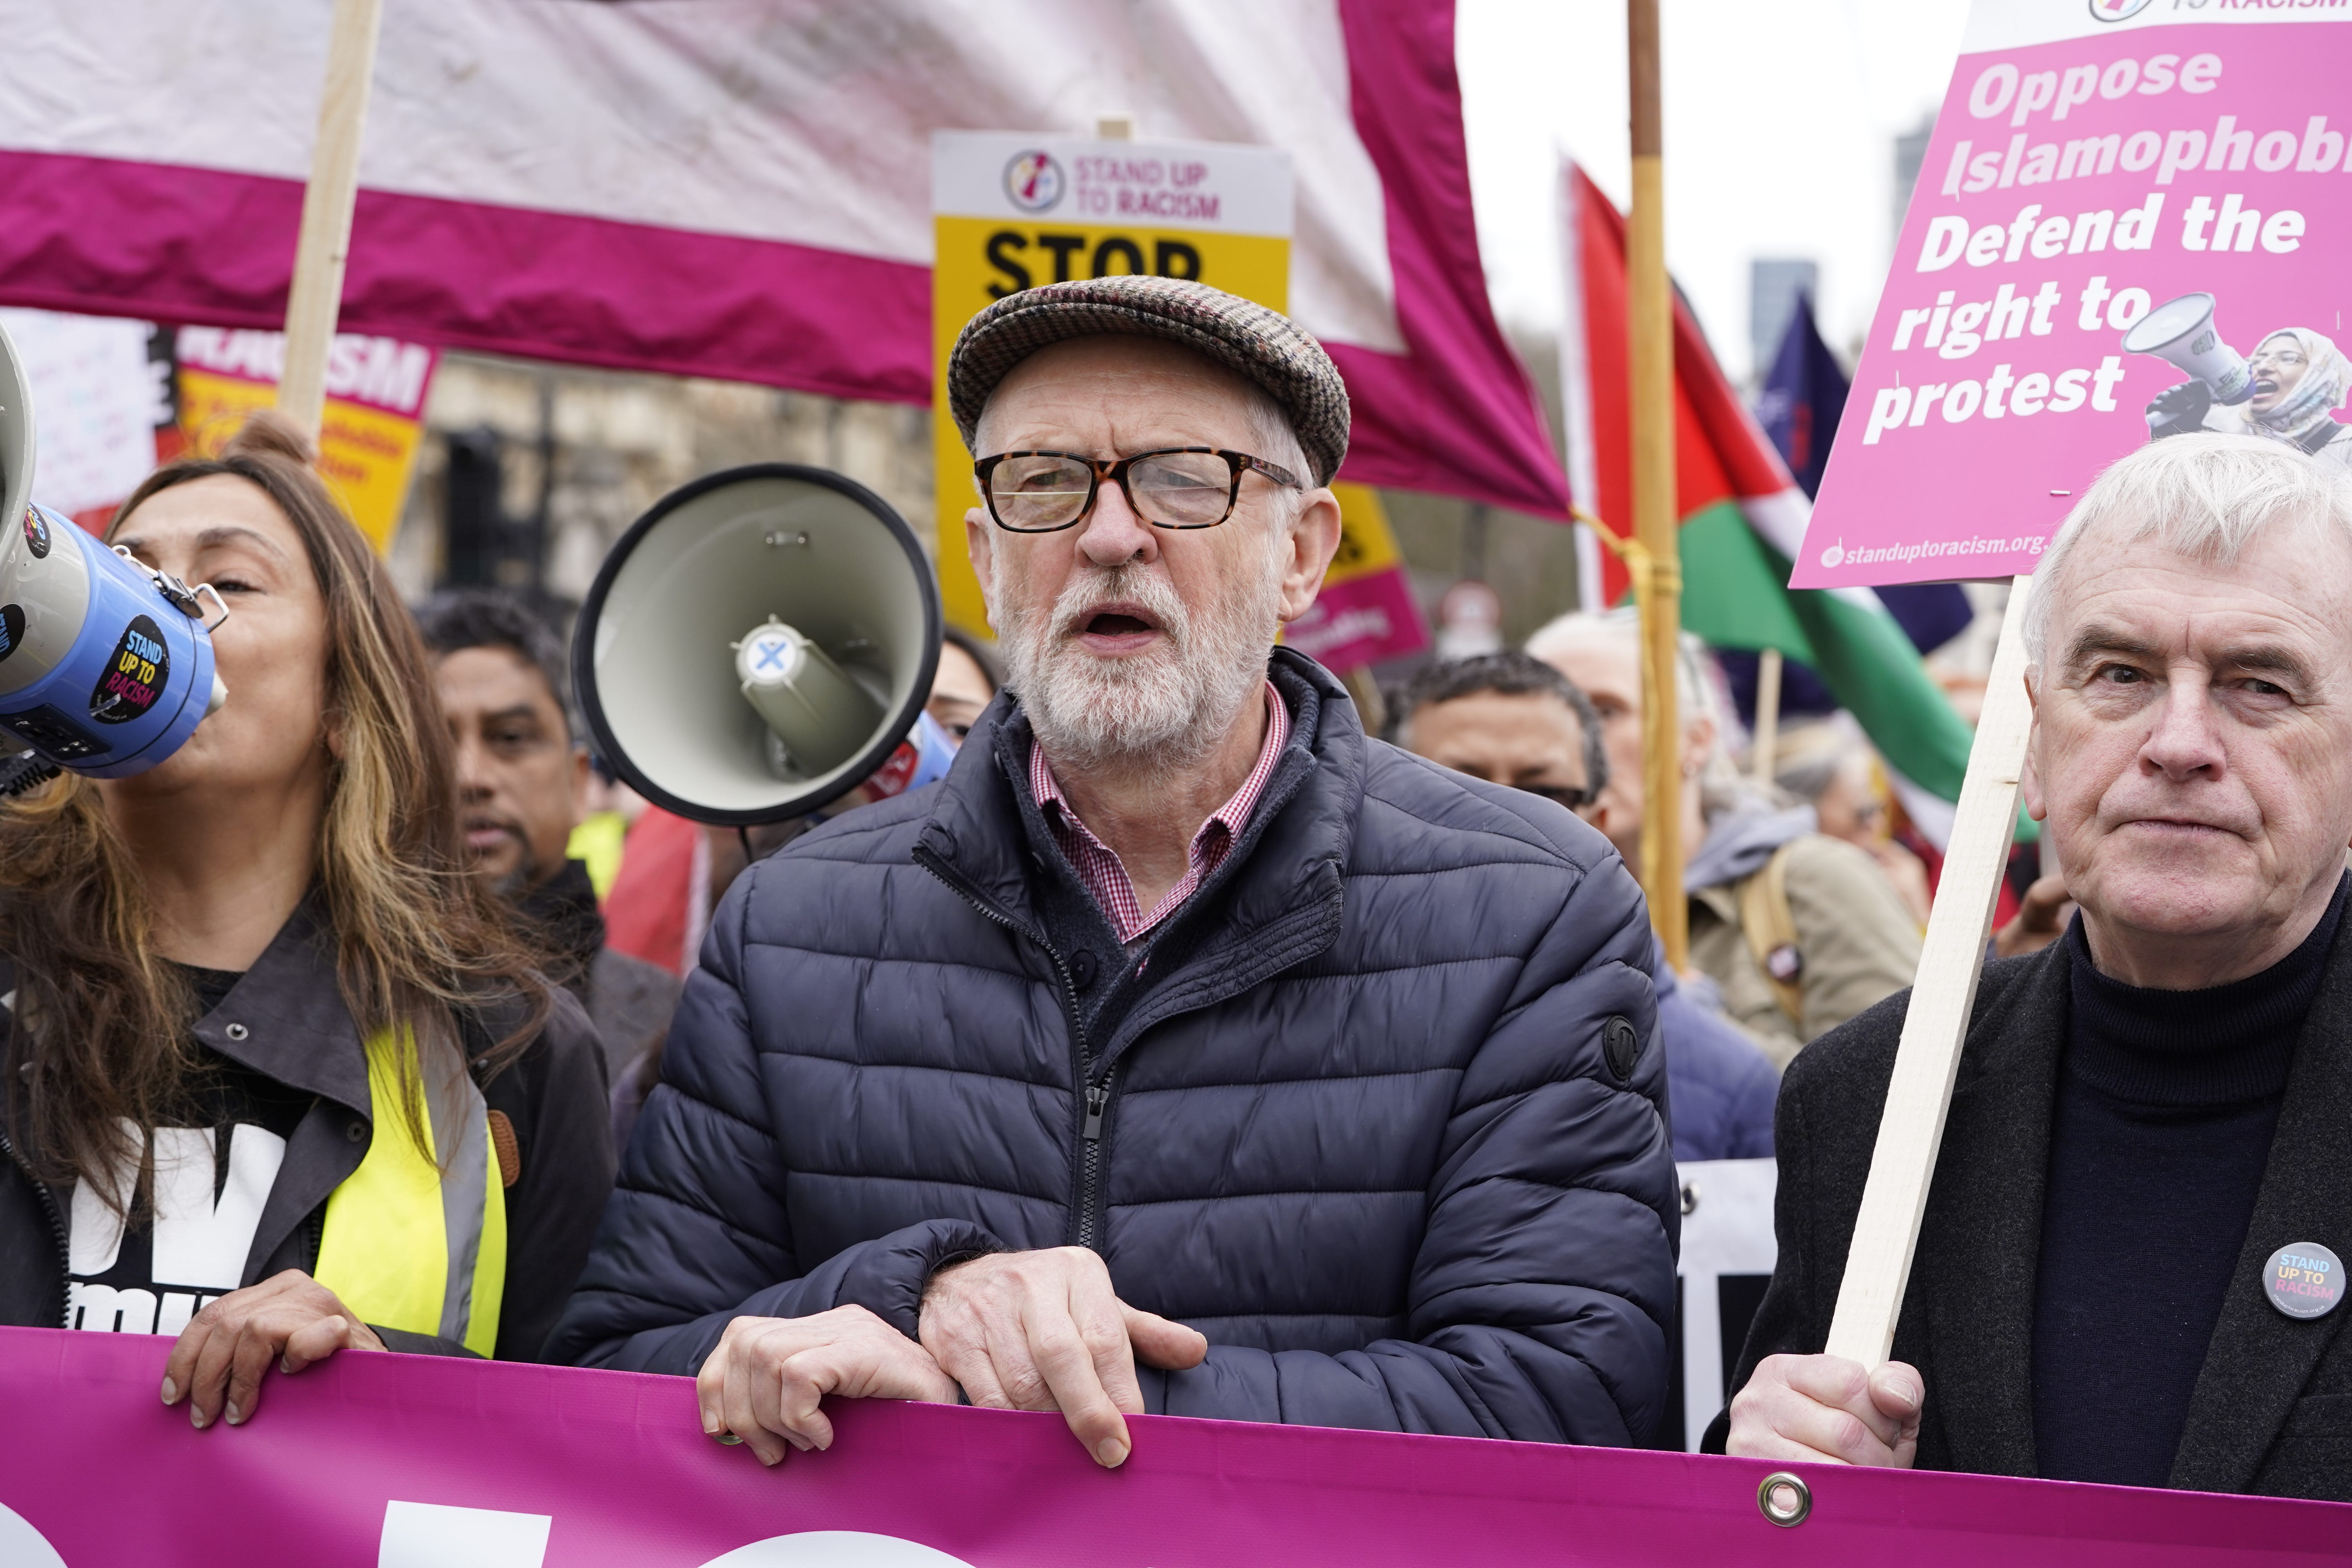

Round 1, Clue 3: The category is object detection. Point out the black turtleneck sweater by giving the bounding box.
[2031,876,2346,1488]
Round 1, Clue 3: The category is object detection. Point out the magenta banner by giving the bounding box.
[2,1328,2347,1566]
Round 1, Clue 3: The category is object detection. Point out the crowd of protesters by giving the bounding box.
[2,278,2347,1501]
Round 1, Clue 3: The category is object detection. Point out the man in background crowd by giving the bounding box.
[416,590,680,1087]
[1770,720,1933,927]
[1720,435,2352,1500]
[1528,610,1919,1067]
[1392,651,1774,1159]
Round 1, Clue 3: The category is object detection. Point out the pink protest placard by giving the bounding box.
[2,1327,2347,1566]
[1284,569,1428,673]
[1794,5,2352,589]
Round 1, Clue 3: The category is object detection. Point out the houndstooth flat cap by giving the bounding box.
[946,275,1350,486]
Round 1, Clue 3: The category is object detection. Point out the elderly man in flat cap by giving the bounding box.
[552,278,1678,1466]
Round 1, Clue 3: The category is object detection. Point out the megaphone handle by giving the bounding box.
[110,544,233,631]
[0,752,60,798]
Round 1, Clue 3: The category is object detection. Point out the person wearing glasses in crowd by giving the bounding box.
[1529,611,1923,1069]
[1392,651,1775,1161]
[553,276,1680,1464]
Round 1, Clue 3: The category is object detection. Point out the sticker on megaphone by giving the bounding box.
[2123,291,2254,405]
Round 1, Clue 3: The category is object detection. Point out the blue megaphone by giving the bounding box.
[0,319,225,795]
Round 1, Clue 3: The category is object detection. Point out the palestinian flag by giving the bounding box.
[1557,162,1975,839]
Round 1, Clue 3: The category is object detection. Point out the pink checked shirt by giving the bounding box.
[1030,681,1290,944]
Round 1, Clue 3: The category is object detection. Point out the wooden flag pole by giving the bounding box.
[1750,647,1784,789]
[1626,0,1685,968]
[1824,574,2036,1366]
[276,0,386,442]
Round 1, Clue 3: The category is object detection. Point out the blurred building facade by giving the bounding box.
[388,338,1587,661]
[388,356,934,614]
[1747,260,1818,392]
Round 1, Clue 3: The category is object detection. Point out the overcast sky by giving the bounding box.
[1456,0,1976,383]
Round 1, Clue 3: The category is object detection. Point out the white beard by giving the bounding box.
[992,545,1285,778]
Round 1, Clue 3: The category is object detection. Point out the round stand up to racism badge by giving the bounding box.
[89,615,168,726]
[2263,1242,2343,1321]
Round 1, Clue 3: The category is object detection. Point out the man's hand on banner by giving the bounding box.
[696,1305,958,1467]
[918,1247,1208,1469]
[158,1270,386,1430]
[1725,1353,1924,1468]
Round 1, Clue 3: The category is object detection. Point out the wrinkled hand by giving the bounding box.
[919,1247,1208,1468]
[1994,873,2074,959]
[159,1270,384,1429]
[2145,379,2212,440]
[696,1305,958,1466]
[1726,1353,1923,1467]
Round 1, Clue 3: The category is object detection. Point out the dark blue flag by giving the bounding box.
[1759,293,1973,657]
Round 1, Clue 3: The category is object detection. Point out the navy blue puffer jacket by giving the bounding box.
[549,651,1679,1444]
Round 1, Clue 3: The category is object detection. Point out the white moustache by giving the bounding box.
[1048,567,1191,650]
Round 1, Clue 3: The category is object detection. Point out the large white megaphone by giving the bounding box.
[573,464,944,826]
[2122,291,2254,405]
[0,318,227,796]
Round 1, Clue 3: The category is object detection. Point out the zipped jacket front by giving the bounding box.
[551,650,1680,1445]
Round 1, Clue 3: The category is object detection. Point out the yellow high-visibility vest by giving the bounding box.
[313,1030,506,1356]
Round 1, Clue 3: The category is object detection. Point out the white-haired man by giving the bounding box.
[1526,612,1921,1065]
[1714,434,2352,1501]
[552,278,1680,1466]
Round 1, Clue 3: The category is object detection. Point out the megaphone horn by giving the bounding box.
[0,318,227,794]
[2122,291,2254,406]
[572,463,943,827]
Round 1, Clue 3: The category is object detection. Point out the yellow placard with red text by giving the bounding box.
[931,132,1295,637]
[171,326,438,556]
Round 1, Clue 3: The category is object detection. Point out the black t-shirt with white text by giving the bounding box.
[65,965,315,1336]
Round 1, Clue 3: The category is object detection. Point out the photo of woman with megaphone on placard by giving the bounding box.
[2137,295,2352,470]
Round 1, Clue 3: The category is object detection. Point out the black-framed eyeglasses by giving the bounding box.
[1516,782,1595,811]
[975,447,1300,533]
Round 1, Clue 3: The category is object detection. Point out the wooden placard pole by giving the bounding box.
[1824,574,2036,1367]
[1750,647,1784,789]
[1626,0,1686,969]
[276,0,386,442]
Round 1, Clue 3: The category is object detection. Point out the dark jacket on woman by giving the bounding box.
[1706,922,2352,1500]
[550,650,1681,1445]
[0,897,615,1360]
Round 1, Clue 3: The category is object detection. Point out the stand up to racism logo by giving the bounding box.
[1002,150,1065,214]
[89,615,169,725]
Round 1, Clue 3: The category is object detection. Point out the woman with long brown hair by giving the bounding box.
[0,416,612,1429]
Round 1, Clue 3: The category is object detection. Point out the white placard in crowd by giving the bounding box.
[1674,1158,1777,1451]
[0,307,158,519]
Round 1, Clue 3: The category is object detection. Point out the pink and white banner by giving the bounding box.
[0,0,1565,517]
[1795,3,2352,588]
[2,1327,2347,1566]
